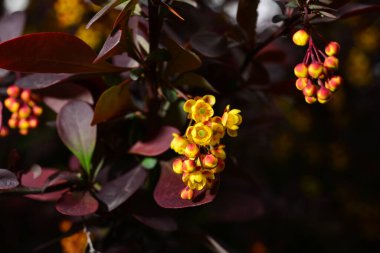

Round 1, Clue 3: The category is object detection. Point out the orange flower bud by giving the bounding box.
[326,76,343,92]
[305,96,317,104]
[8,118,18,129]
[302,83,317,97]
[170,133,189,155]
[324,56,339,71]
[4,97,14,109]
[18,105,32,119]
[20,90,32,102]
[184,143,200,159]
[211,145,226,160]
[180,186,194,200]
[182,159,196,173]
[172,158,183,174]
[0,127,9,137]
[18,119,29,129]
[295,78,309,91]
[325,42,340,56]
[317,87,332,101]
[202,154,218,168]
[19,128,29,136]
[308,62,323,79]
[6,85,20,98]
[212,159,225,173]
[292,29,309,46]
[28,117,39,128]
[32,105,43,116]
[294,63,308,78]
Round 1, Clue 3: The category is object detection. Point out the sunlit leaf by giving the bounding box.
[56,191,99,216]
[57,101,97,174]
[92,82,134,124]
[0,33,124,74]
[129,126,180,156]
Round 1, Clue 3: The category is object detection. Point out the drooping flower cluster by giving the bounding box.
[170,95,242,200]
[2,85,43,136]
[292,29,343,104]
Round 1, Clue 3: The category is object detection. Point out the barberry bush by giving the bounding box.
[0,0,380,252]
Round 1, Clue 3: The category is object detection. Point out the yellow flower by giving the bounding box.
[190,123,212,145]
[170,133,189,155]
[185,170,215,191]
[183,95,216,122]
[209,119,225,146]
[54,0,86,27]
[222,105,242,137]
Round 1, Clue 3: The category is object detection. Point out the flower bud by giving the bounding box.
[212,159,225,173]
[303,83,317,97]
[292,29,309,46]
[317,87,332,101]
[180,186,194,200]
[172,158,183,174]
[0,127,9,137]
[18,119,29,130]
[28,117,39,128]
[20,90,32,102]
[294,63,308,78]
[211,145,226,160]
[19,128,29,136]
[184,143,200,159]
[295,78,309,91]
[6,85,20,98]
[305,96,317,104]
[203,154,218,168]
[170,133,189,155]
[324,56,339,71]
[18,105,32,119]
[325,42,340,56]
[326,76,343,92]
[8,118,18,129]
[182,159,196,173]
[32,105,43,116]
[308,62,323,79]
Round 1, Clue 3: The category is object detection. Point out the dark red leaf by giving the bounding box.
[0,169,19,190]
[21,167,68,201]
[94,30,124,63]
[0,32,124,74]
[56,191,99,216]
[57,101,96,173]
[17,73,74,89]
[41,83,94,113]
[96,166,147,212]
[190,31,227,58]
[154,161,218,208]
[337,3,380,19]
[129,126,180,156]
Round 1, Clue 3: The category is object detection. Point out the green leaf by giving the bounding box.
[57,101,97,175]
[141,157,158,170]
[166,38,201,76]
[174,72,218,93]
[92,82,135,124]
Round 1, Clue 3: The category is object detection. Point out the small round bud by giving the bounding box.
[6,85,20,98]
[294,63,308,78]
[19,128,29,136]
[326,76,343,92]
[18,105,32,119]
[292,29,309,46]
[18,119,29,130]
[295,78,309,91]
[4,97,14,109]
[180,186,194,200]
[32,105,43,116]
[170,133,189,155]
[203,154,218,168]
[211,145,226,160]
[317,87,332,101]
[305,96,317,104]
[182,159,196,173]
[212,159,225,174]
[28,117,39,128]
[325,42,340,56]
[20,90,32,102]
[172,158,183,174]
[0,127,9,137]
[308,62,323,79]
[303,83,317,97]
[324,56,339,71]
[8,118,18,129]
[184,143,200,159]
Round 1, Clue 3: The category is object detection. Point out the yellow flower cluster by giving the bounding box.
[170,95,242,200]
[54,0,86,27]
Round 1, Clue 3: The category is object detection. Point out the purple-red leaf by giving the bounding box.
[21,167,68,201]
[96,166,147,212]
[337,3,380,19]
[0,32,124,74]
[94,30,124,63]
[86,0,122,29]
[41,83,94,114]
[154,161,218,208]
[17,73,74,90]
[0,169,19,190]
[190,31,227,58]
[56,191,99,216]
[92,82,134,125]
[57,101,96,174]
[129,126,180,156]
